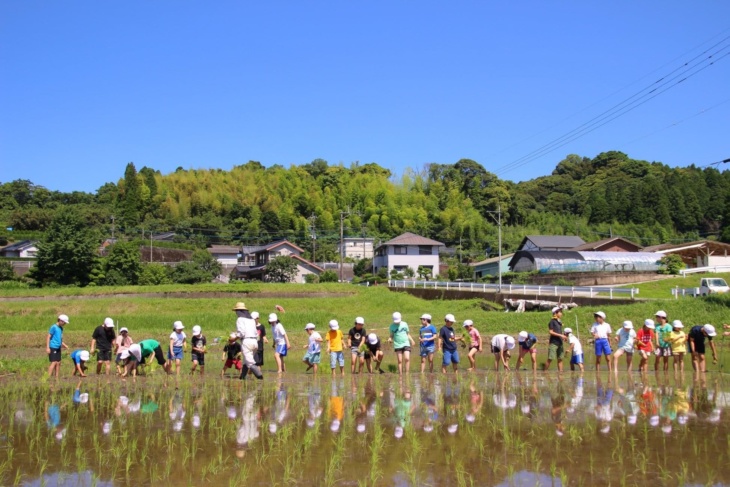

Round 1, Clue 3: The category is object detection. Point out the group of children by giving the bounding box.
[545,307,726,374]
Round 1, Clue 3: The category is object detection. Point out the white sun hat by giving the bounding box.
[367,333,378,345]
[104,317,115,328]
[192,325,202,335]
[392,312,402,323]
[173,321,184,330]
[444,314,455,322]
[79,350,90,362]
[329,320,339,330]
[703,324,717,337]
[268,313,278,323]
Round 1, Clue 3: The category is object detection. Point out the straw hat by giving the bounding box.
[232,302,248,311]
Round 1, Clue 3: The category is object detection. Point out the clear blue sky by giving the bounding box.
[1,1,729,193]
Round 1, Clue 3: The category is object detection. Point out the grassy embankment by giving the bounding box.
[1,281,729,375]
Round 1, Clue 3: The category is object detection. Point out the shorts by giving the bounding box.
[594,338,612,356]
[420,345,435,357]
[304,351,321,364]
[442,349,460,366]
[638,350,650,359]
[491,346,503,354]
[192,353,205,365]
[168,346,183,360]
[692,342,707,354]
[275,344,288,357]
[548,343,565,361]
[350,347,364,357]
[49,348,62,363]
[654,346,672,357]
[152,345,167,365]
[570,353,584,365]
[97,350,112,361]
[255,349,264,366]
[224,359,243,370]
[115,353,126,364]
[617,346,634,354]
[330,351,345,369]
[394,346,412,353]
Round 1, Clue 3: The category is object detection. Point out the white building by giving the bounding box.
[233,240,324,283]
[207,245,241,266]
[373,232,444,278]
[337,237,374,259]
[0,240,38,258]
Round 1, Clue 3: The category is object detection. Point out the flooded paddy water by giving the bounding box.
[1,371,729,486]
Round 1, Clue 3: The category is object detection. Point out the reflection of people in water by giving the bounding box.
[515,371,539,419]
[269,382,290,434]
[466,380,483,424]
[45,396,66,441]
[306,384,323,428]
[329,380,344,433]
[236,393,261,458]
[140,394,159,414]
[354,376,376,433]
[443,382,461,434]
[392,382,415,439]
[169,393,186,432]
[594,376,614,434]
[72,380,91,408]
[567,376,584,417]
[549,378,567,436]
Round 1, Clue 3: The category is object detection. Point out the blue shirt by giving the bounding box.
[48,324,63,349]
[439,326,458,352]
[70,350,84,364]
[420,325,438,347]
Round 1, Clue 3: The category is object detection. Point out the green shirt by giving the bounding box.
[389,322,410,349]
[656,324,672,348]
[139,339,160,358]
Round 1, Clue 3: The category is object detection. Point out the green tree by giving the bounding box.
[31,208,99,286]
[659,254,685,275]
[319,269,338,282]
[417,265,432,280]
[0,261,15,281]
[265,256,298,282]
[169,250,222,284]
[139,263,172,285]
[120,162,141,226]
[105,241,142,285]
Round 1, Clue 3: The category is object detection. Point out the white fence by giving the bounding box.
[679,266,730,276]
[388,280,639,299]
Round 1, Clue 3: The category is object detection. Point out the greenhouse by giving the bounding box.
[508,251,661,274]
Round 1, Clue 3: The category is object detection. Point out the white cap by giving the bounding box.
[551,306,562,314]
[356,424,366,433]
[304,323,316,330]
[505,336,516,349]
[594,311,606,319]
[192,415,201,429]
[465,414,476,423]
[662,424,672,435]
[268,313,278,323]
[229,332,238,340]
[447,424,458,434]
[627,415,637,425]
[129,344,142,361]
[600,424,610,434]
[58,314,69,324]
[462,320,473,328]
[703,324,717,337]
[103,421,112,435]
[644,319,655,329]
[355,317,365,325]
[649,415,660,427]
[104,317,114,328]
[421,314,432,321]
[227,407,237,419]
[367,333,378,345]
[120,327,129,333]
[444,314,455,323]
[173,421,183,432]
[392,312,402,323]
[655,310,667,318]
[564,328,573,334]
[521,404,531,415]
[678,415,688,425]
[120,350,130,360]
[192,325,202,335]
[518,331,528,341]
[423,424,434,433]
[269,423,278,434]
[329,320,339,330]
[623,321,633,329]
[251,311,260,320]
[79,351,90,362]
[79,393,89,404]
[330,419,340,432]
[173,321,184,330]
[672,320,684,329]
[394,426,404,439]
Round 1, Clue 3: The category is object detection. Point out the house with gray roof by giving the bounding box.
[373,232,444,278]
[517,235,586,252]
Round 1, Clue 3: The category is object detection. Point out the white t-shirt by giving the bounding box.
[272,323,287,346]
[308,332,322,354]
[568,335,582,356]
[169,331,186,347]
[491,334,509,351]
[616,328,636,349]
[236,317,257,339]
[590,322,612,339]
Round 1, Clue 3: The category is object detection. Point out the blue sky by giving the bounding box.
[1,1,729,193]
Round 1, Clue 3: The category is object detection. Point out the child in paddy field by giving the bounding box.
[463,320,482,371]
[418,314,438,373]
[70,350,90,377]
[326,320,345,377]
[613,321,637,373]
[303,323,323,375]
[364,333,385,374]
[168,321,187,375]
[590,311,612,372]
[114,327,134,375]
[389,312,416,374]
[636,320,655,373]
[564,328,583,372]
[516,331,538,371]
[269,313,290,374]
[667,320,687,374]
[190,325,207,376]
[221,333,243,378]
[47,314,70,379]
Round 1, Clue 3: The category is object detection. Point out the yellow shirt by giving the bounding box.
[667,331,686,354]
[326,329,344,352]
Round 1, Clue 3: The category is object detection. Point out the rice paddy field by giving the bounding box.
[1,283,730,485]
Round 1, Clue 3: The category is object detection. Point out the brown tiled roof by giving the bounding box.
[379,232,445,247]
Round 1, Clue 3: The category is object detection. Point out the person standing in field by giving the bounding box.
[90,317,116,376]
[667,320,687,374]
[121,339,171,377]
[516,331,538,371]
[348,317,367,374]
[269,313,289,374]
[439,314,463,374]
[168,321,187,375]
[251,312,268,368]
[688,324,718,373]
[47,314,70,379]
[302,323,323,375]
[612,321,637,373]
[326,320,345,377]
[463,320,483,371]
[491,334,515,371]
[190,325,207,376]
[114,327,134,375]
[388,312,416,374]
[364,333,385,374]
[590,311,612,371]
[544,307,567,372]
[636,320,655,373]
[234,302,264,380]
[564,328,584,372]
[418,314,438,373]
[653,311,672,372]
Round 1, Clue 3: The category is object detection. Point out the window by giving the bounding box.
[394,246,407,255]
[419,246,432,255]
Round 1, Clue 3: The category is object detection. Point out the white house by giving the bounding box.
[337,237,374,259]
[373,232,444,278]
[0,240,38,258]
[207,245,241,267]
[233,240,323,283]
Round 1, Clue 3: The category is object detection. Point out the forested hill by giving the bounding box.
[2,151,729,260]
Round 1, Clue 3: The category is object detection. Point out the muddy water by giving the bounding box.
[1,372,728,486]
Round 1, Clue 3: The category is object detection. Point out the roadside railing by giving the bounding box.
[679,266,730,276]
[388,280,639,299]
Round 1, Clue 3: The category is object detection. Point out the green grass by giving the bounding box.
[619,272,730,299]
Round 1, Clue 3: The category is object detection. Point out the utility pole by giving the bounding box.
[150,231,153,263]
[111,215,115,239]
[309,214,317,266]
[339,209,350,282]
[486,204,502,292]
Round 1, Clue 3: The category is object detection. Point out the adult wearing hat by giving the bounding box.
[590,311,613,372]
[47,314,70,379]
[688,324,718,372]
[612,321,637,373]
[544,307,568,372]
[91,317,116,376]
[233,302,264,380]
[653,311,672,372]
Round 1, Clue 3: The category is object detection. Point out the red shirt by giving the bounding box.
[636,328,654,351]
